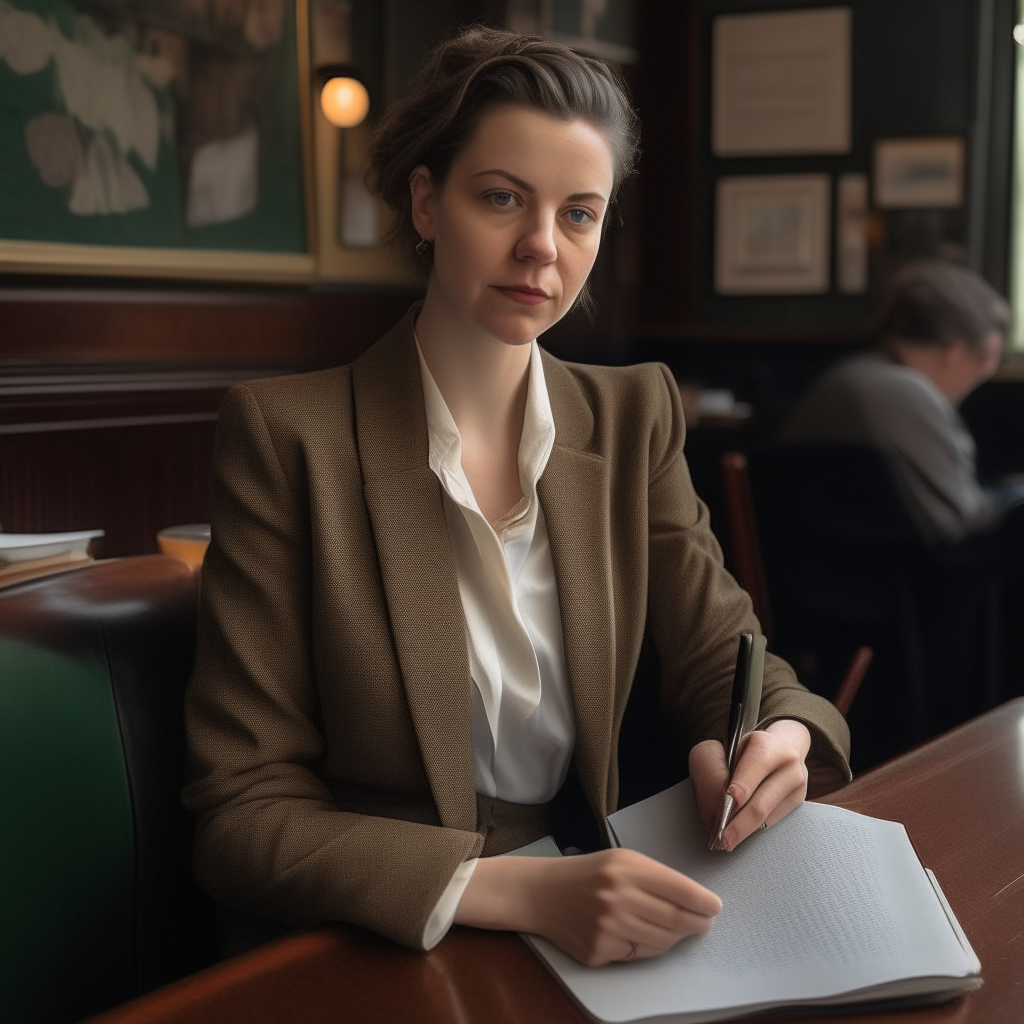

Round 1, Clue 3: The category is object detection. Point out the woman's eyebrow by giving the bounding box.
[472,169,535,192]
[472,169,607,204]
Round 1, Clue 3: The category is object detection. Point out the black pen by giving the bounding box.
[709,632,766,852]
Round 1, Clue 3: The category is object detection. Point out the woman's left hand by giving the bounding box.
[688,719,811,852]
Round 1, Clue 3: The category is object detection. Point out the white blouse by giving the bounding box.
[414,336,576,946]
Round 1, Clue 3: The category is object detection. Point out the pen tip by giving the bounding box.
[708,831,728,853]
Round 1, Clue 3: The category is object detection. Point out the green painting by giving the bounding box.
[0,0,307,254]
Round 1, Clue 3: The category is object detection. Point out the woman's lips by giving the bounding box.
[494,285,550,306]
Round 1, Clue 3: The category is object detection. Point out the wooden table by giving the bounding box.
[0,557,97,589]
[88,699,1024,1024]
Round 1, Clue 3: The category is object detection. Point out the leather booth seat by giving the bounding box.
[0,556,214,1024]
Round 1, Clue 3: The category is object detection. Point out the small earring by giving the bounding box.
[415,237,433,256]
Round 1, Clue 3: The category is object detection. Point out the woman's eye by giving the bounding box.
[567,208,592,225]
[490,191,514,208]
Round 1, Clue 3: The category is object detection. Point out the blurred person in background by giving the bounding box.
[782,261,1024,543]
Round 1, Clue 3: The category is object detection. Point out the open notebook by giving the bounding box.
[516,780,980,1024]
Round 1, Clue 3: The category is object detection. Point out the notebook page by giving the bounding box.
[529,779,976,1023]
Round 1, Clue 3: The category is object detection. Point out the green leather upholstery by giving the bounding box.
[0,556,210,1024]
[0,640,135,1024]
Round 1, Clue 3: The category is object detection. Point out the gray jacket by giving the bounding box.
[780,352,994,542]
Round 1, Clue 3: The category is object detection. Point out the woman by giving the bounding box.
[183,27,851,968]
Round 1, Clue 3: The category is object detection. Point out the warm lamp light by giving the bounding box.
[320,75,370,128]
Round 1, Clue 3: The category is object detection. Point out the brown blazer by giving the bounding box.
[183,307,851,950]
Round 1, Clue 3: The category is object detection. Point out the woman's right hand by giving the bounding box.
[454,848,722,966]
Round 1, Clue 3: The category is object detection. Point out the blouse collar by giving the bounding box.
[414,333,556,515]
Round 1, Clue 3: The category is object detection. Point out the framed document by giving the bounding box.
[716,175,831,295]
[712,7,851,157]
[873,137,966,209]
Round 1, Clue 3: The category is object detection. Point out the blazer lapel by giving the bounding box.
[352,312,477,833]
[539,354,617,819]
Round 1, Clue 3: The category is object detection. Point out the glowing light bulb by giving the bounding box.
[1014,23,1024,45]
[320,76,370,128]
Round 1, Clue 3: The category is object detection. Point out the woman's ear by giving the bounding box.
[409,165,435,241]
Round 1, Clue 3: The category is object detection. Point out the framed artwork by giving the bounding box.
[715,175,831,295]
[712,7,851,157]
[0,0,317,282]
[873,137,965,209]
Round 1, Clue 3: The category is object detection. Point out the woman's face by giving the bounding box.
[410,105,615,348]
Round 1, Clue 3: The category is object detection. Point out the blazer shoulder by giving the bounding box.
[221,365,355,438]
[549,355,674,400]
[542,353,682,456]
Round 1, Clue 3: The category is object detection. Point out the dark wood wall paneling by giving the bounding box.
[634,0,701,332]
[0,287,418,365]
[0,287,418,555]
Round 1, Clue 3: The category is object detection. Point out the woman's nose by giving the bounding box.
[515,213,558,263]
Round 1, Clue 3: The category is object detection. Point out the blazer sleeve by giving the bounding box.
[642,365,852,793]
[182,384,484,950]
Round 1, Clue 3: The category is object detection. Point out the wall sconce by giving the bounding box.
[314,63,377,248]
[317,64,370,128]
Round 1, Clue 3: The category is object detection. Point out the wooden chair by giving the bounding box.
[720,451,872,718]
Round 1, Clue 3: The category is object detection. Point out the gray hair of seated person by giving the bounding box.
[877,261,1011,354]
[366,25,640,276]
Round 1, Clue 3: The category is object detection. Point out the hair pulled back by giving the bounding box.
[367,25,640,269]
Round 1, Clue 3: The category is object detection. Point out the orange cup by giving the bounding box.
[157,524,210,568]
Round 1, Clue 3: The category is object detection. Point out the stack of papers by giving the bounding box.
[520,780,980,1024]
[0,530,104,577]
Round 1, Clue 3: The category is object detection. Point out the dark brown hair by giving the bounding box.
[367,25,640,271]
[878,261,1010,354]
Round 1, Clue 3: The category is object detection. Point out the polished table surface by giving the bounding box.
[90,698,1024,1024]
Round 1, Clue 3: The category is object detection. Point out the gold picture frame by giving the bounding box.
[0,0,318,283]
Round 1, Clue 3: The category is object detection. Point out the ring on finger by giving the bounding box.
[624,941,639,961]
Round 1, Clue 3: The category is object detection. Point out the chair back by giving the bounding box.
[0,556,212,1024]
[751,442,921,538]
[720,451,774,644]
[721,449,871,720]
[749,443,920,626]
[749,442,1002,768]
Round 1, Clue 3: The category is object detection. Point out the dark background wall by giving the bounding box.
[2,0,1022,559]
[636,0,1016,338]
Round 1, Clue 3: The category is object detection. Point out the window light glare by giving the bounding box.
[320,76,370,128]
[1014,23,1024,45]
